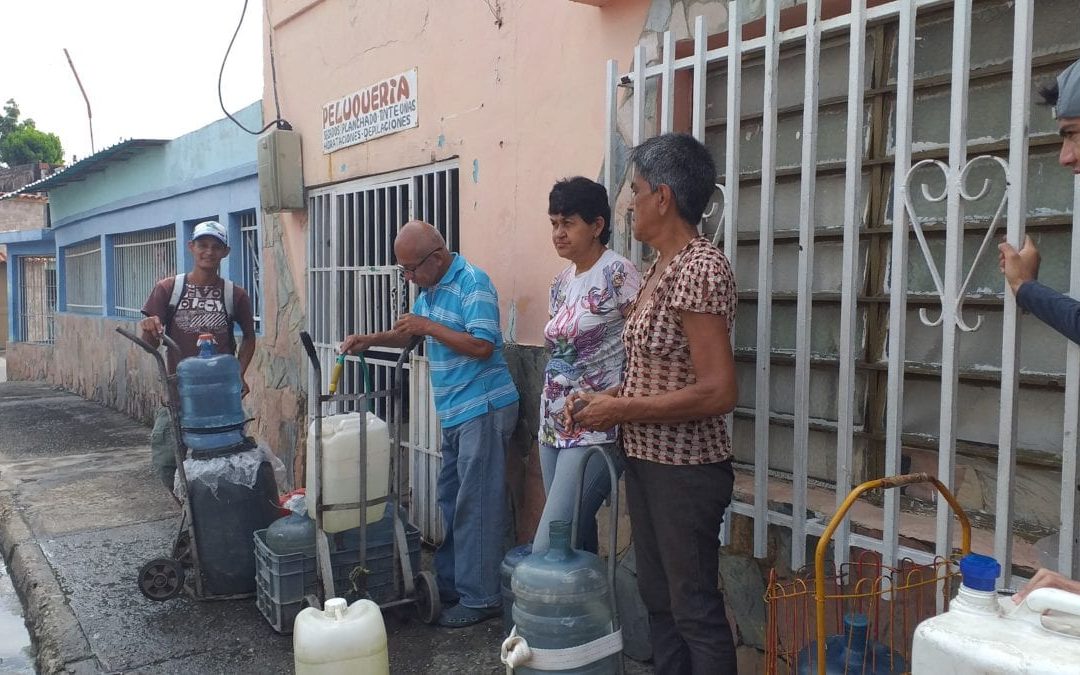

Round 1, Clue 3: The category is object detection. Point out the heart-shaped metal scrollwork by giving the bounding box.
[902,155,1010,332]
[702,182,729,248]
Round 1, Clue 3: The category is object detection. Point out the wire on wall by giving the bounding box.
[219,0,292,134]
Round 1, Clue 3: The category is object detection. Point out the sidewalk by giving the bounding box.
[0,381,602,674]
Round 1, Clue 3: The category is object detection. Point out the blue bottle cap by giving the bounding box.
[959,553,1000,591]
[843,612,869,646]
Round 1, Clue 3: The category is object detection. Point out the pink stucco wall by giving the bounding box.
[264,0,653,345]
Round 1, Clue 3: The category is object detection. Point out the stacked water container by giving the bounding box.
[177,334,280,596]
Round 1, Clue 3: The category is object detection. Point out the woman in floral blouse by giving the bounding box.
[533,176,641,554]
[569,134,739,674]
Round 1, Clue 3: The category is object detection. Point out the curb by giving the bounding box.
[0,490,97,674]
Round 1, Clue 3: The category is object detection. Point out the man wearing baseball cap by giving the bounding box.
[138,220,257,488]
[1000,58,1080,601]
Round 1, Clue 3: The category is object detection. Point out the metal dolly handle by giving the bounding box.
[812,472,972,675]
[299,331,423,606]
[569,444,624,675]
[115,326,207,599]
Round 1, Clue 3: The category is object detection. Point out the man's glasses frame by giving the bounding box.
[397,246,442,274]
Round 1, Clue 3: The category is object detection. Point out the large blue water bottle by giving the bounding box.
[796,612,908,675]
[511,520,618,674]
[500,543,532,637]
[177,333,246,451]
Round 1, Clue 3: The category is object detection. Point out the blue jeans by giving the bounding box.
[533,442,623,554]
[434,402,517,609]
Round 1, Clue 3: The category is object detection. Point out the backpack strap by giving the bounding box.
[223,279,234,325]
[165,274,185,330]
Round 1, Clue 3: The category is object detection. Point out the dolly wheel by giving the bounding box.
[415,571,441,624]
[138,558,185,601]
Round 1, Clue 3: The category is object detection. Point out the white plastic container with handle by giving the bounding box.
[912,554,1080,674]
[306,412,390,532]
[293,597,389,674]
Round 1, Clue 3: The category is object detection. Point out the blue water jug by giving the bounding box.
[177,333,245,451]
[265,510,317,557]
[500,543,532,637]
[511,520,618,674]
[796,612,908,675]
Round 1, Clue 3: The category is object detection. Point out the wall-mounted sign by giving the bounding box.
[322,69,418,154]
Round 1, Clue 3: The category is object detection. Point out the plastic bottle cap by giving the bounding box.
[324,597,347,617]
[843,613,869,630]
[959,553,1000,591]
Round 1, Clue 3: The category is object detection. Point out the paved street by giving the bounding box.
[0,378,650,674]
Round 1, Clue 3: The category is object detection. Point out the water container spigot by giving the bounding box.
[329,354,345,394]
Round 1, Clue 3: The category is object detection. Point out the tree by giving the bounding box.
[0,99,64,167]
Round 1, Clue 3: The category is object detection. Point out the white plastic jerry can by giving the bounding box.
[306,412,391,532]
[293,597,389,674]
[912,553,1080,674]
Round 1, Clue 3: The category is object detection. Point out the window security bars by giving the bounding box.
[308,161,460,544]
[63,239,103,315]
[112,227,177,318]
[239,210,262,332]
[604,0,1080,585]
[17,256,56,343]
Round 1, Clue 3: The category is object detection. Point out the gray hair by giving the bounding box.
[629,133,717,225]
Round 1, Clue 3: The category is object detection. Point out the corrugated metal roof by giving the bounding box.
[0,138,168,199]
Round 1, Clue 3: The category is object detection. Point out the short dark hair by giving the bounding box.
[629,132,717,225]
[548,177,612,245]
[1038,81,1059,108]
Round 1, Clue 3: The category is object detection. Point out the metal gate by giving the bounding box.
[604,0,1080,585]
[307,161,459,543]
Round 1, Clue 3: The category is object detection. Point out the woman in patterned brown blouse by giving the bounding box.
[567,133,739,675]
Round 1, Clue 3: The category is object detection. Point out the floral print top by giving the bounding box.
[539,248,642,449]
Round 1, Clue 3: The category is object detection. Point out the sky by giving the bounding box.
[1,0,263,164]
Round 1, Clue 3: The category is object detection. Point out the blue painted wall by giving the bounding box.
[6,102,262,338]
[47,102,261,225]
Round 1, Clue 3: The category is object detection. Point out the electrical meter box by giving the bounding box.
[258,127,304,212]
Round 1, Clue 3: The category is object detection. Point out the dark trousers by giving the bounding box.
[624,457,737,675]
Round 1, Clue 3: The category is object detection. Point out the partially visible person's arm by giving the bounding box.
[392,313,494,359]
[238,335,256,396]
[390,274,501,360]
[1000,234,1080,343]
[1012,568,1080,604]
[1016,281,1080,345]
[139,280,170,347]
[234,288,258,397]
[340,329,414,354]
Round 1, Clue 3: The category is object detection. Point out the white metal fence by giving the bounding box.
[16,256,56,343]
[112,226,177,318]
[308,161,460,543]
[238,209,262,332]
[604,0,1080,584]
[63,238,103,315]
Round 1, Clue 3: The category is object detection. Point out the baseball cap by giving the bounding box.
[191,220,228,246]
[1055,58,1080,119]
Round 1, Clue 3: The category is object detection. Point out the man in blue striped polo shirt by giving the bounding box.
[340,220,519,627]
